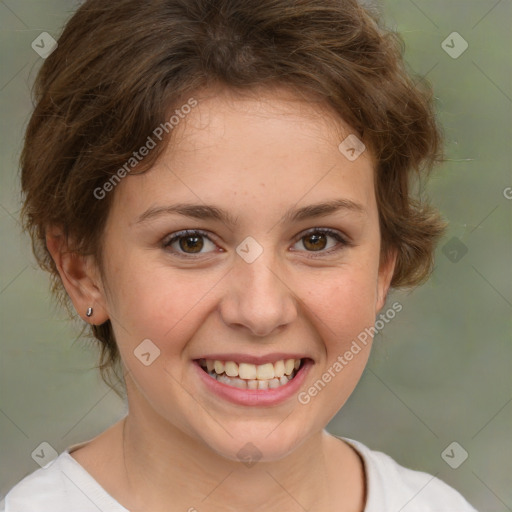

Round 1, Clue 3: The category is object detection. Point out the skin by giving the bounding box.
[47,84,397,512]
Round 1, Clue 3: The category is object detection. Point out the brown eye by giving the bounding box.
[292,228,349,257]
[302,232,327,251]
[163,230,217,256]
[178,234,204,253]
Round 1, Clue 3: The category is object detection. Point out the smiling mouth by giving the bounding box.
[196,358,305,390]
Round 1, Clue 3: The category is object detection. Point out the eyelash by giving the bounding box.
[162,228,351,259]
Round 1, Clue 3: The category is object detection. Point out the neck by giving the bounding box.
[117,385,365,512]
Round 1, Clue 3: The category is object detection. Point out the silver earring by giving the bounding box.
[86,307,93,317]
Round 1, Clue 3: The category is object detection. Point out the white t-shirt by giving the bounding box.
[1,438,478,511]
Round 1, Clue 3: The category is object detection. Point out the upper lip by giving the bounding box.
[193,353,311,365]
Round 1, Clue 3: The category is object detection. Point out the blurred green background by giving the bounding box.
[0,1,510,509]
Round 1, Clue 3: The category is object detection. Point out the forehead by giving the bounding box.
[111,85,376,221]
[175,84,357,154]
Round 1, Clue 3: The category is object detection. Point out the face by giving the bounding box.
[78,86,395,461]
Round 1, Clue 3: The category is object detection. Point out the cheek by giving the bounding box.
[106,257,218,353]
[300,264,379,345]
[292,270,377,421]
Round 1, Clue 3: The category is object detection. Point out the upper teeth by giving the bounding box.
[200,358,301,380]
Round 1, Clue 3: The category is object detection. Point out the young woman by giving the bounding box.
[2,0,478,510]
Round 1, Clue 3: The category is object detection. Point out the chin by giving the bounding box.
[196,420,313,464]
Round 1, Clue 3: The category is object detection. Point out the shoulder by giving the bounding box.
[1,453,72,512]
[0,451,127,512]
[342,438,479,512]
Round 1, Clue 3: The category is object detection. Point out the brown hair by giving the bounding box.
[20,0,447,395]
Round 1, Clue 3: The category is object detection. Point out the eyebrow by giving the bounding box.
[135,198,366,227]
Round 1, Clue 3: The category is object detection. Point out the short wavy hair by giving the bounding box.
[20,0,447,396]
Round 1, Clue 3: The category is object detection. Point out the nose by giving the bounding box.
[218,251,298,338]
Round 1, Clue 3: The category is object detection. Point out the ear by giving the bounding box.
[376,246,397,312]
[45,225,109,325]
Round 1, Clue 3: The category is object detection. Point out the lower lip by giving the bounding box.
[192,359,313,406]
